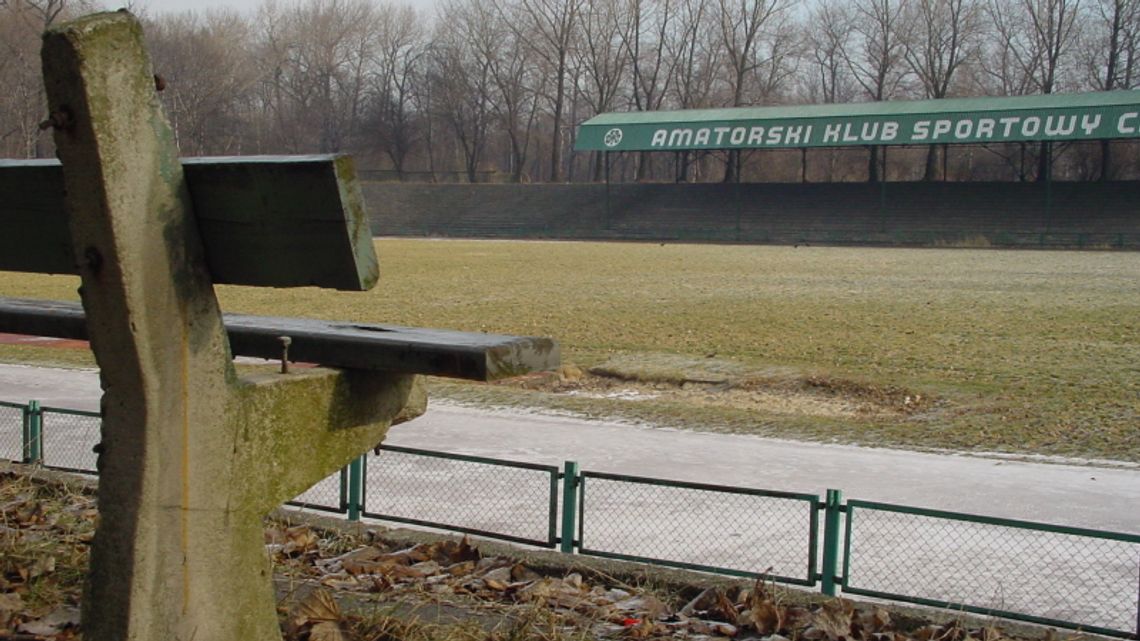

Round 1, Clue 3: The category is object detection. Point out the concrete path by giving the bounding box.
[2,363,1134,528]
[1,363,1137,633]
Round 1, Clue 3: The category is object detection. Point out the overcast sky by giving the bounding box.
[104,0,436,17]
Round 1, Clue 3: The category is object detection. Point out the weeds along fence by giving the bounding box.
[1,400,1137,639]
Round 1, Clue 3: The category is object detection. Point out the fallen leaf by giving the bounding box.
[19,555,56,581]
[484,578,509,591]
[481,566,512,584]
[510,563,542,582]
[445,560,477,576]
[712,588,740,623]
[309,620,348,641]
[283,525,320,556]
[17,605,81,635]
[869,607,891,631]
[680,586,720,617]
[369,575,393,593]
[0,591,23,626]
[516,578,558,601]
[979,627,1003,641]
[292,588,340,627]
[714,622,740,637]
[809,599,854,640]
[0,591,24,612]
[750,600,785,635]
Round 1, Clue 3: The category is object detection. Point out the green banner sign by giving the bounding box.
[576,94,1140,152]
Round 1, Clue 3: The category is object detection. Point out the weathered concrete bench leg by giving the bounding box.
[42,13,426,640]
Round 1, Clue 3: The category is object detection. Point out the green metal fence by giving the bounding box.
[0,400,26,462]
[40,406,100,473]
[842,500,1140,638]
[575,471,820,586]
[0,398,1136,638]
[289,465,351,516]
[362,445,560,548]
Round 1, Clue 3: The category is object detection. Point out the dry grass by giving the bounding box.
[1,240,1137,461]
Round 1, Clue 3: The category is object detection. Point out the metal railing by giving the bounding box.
[842,500,1140,638]
[0,400,26,462]
[0,398,1136,638]
[40,406,101,473]
[576,471,819,586]
[362,445,560,548]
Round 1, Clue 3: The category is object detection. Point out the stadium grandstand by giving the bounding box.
[369,91,1140,248]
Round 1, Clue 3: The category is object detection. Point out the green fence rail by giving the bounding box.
[362,444,560,548]
[0,399,1136,638]
[0,400,27,463]
[39,405,99,473]
[842,500,1140,638]
[575,470,820,586]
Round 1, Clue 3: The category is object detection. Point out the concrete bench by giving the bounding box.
[0,11,556,641]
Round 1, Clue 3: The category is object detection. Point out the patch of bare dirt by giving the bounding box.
[499,358,934,421]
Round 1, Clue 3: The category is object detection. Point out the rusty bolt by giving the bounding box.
[38,108,74,132]
[278,337,291,371]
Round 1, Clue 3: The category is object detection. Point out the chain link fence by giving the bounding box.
[842,500,1140,637]
[290,467,347,514]
[0,397,1136,636]
[0,401,24,462]
[363,445,559,547]
[578,472,820,585]
[40,407,100,473]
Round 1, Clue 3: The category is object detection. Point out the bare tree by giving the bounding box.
[665,0,720,179]
[1079,0,1140,176]
[365,3,426,176]
[255,0,379,153]
[146,9,259,155]
[714,0,787,180]
[427,15,495,182]
[804,0,857,103]
[981,0,1038,94]
[577,0,630,179]
[0,0,92,157]
[903,0,983,177]
[505,0,583,181]
[843,0,912,180]
[617,0,681,179]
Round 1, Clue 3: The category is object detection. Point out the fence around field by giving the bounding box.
[577,471,820,586]
[1,400,1137,638]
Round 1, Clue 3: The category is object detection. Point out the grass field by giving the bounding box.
[1,240,1137,461]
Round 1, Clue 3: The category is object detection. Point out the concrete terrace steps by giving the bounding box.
[364,181,1140,248]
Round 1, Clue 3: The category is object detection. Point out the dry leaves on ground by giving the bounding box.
[269,523,1059,641]
[0,472,91,640]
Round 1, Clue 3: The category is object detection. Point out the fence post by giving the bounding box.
[24,401,42,465]
[347,454,365,522]
[560,461,579,554]
[821,488,843,597]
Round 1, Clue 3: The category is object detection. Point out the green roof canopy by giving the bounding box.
[575,90,1140,152]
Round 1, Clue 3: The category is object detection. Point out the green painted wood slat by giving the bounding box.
[0,155,378,291]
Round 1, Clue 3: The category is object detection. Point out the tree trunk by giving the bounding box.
[1100,139,1112,181]
[867,146,879,183]
[923,145,938,181]
[636,151,651,181]
[1037,141,1051,182]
